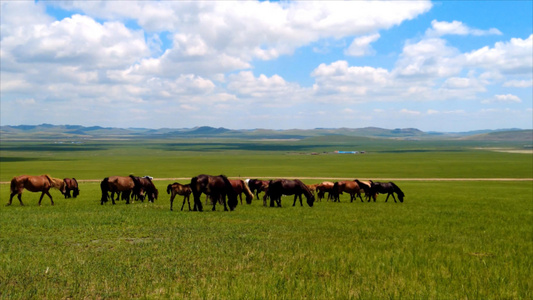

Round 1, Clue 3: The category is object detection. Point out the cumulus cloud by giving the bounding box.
[464,35,533,74]
[345,33,381,56]
[426,20,502,37]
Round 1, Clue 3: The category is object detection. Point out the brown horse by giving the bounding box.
[247,179,269,199]
[8,175,66,206]
[167,182,192,211]
[190,174,238,212]
[132,176,158,203]
[229,179,254,205]
[267,179,315,207]
[316,181,335,201]
[100,175,139,205]
[63,178,79,198]
[332,181,364,202]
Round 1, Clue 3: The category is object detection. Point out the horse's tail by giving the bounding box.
[190,176,203,211]
[10,176,18,193]
[242,179,254,204]
[100,177,109,204]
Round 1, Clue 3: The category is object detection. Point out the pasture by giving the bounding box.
[0,138,532,299]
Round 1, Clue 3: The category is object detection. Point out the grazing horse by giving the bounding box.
[167,182,192,211]
[190,174,238,212]
[332,181,364,202]
[316,181,335,201]
[100,175,140,205]
[354,179,373,201]
[132,176,158,203]
[8,175,66,206]
[63,178,79,198]
[267,179,315,207]
[229,179,254,205]
[247,179,269,199]
[370,181,405,203]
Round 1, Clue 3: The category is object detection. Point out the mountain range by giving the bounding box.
[1,124,532,142]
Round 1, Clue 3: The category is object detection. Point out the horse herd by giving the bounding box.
[7,174,405,211]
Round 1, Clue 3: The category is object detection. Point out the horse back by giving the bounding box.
[108,176,135,191]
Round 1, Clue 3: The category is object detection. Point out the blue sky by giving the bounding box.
[1,1,531,131]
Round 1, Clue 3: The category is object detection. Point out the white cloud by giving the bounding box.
[482,94,522,104]
[345,33,381,57]
[503,80,533,88]
[426,20,502,37]
[464,34,533,74]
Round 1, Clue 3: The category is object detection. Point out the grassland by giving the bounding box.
[0,137,532,299]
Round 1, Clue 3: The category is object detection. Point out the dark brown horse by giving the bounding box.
[354,179,373,201]
[229,179,254,205]
[332,181,364,202]
[167,182,192,211]
[369,181,405,203]
[247,179,269,199]
[132,176,158,203]
[267,179,315,207]
[100,175,139,205]
[63,178,79,198]
[8,175,66,206]
[190,174,238,212]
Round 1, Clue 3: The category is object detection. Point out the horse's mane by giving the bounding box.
[44,175,64,189]
[390,182,404,197]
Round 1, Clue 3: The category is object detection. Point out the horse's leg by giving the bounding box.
[222,195,229,211]
[47,191,54,205]
[292,195,297,206]
[299,194,303,206]
[186,195,192,211]
[391,193,397,203]
[385,193,390,202]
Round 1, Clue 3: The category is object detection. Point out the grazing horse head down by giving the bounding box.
[63,178,80,198]
[370,181,404,203]
[267,179,315,208]
[190,174,238,212]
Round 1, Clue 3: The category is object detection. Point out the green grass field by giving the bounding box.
[1,138,532,299]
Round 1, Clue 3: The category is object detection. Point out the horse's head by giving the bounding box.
[245,194,253,205]
[307,194,315,207]
[72,187,80,198]
[228,193,238,211]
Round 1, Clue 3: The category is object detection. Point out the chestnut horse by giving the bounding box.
[100,175,139,205]
[190,174,238,212]
[8,175,66,206]
[267,179,315,207]
[332,181,364,202]
[316,181,335,201]
[229,179,254,205]
[167,182,192,211]
[63,178,79,198]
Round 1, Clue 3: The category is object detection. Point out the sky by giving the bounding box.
[1,1,532,132]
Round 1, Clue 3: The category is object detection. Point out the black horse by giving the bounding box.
[267,179,315,207]
[369,181,404,203]
[190,174,238,212]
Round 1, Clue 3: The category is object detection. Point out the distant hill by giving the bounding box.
[1,124,531,142]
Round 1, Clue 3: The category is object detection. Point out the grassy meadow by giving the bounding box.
[0,137,532,299]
